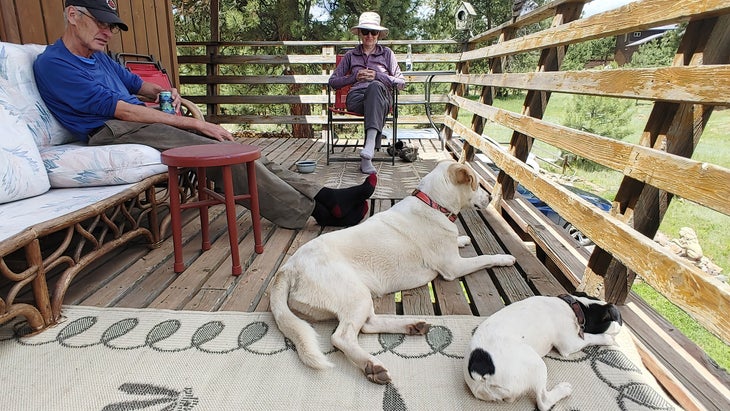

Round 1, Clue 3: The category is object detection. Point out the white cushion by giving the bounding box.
[0,184,144,243]
[0,42,75,148]
[0,108,51,204]
[40,143,168,188]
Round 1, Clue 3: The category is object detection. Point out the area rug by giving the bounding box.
[319,158,440,199]
[0,306,676,411]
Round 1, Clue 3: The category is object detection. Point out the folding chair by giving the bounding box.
[326,51,397,165]
[111,52,203,120]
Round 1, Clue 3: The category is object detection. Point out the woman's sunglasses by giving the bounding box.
[360,29,380,36]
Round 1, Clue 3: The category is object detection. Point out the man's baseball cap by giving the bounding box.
[65,0,129,32]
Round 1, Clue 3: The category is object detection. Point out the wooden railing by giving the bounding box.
[175,0,730,345]
[176,39,461,127]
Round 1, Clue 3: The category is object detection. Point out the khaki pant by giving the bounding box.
[89,120,320,229]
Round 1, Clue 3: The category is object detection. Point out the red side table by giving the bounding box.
[161,144,263,275]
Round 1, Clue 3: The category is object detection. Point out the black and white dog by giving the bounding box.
[464,293,623,411]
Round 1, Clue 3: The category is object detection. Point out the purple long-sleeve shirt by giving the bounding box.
[328,44,405,93]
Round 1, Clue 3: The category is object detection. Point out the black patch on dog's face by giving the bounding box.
[579,300,623,334]
[467,348,495,378]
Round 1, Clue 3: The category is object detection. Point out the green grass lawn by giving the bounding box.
[458,93,730,371]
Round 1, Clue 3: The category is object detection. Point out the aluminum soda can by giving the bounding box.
[159,91,175,114]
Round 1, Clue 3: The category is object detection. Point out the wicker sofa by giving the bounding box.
[0,42,176,333]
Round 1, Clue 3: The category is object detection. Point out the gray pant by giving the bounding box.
[346,81,391,133]
[89,120,320,229]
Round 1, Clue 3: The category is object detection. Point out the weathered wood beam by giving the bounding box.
[461,0,730,61]
[449,94,730,216]
[445,116,730,342]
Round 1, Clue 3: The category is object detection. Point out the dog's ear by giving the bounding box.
[450,164,478,191]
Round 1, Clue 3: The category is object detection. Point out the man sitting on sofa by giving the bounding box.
[34,0,376,229]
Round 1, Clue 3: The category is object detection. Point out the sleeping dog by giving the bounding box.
[464,293,622,411]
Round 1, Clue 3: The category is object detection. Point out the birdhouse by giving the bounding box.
[455,2,477,31]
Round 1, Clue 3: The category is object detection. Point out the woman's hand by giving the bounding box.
[356,68,376,82]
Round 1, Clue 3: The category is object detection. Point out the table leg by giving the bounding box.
[167,166,186,273]
[247,161,264,254]
[222,165,242,275]
[197,167,211,251]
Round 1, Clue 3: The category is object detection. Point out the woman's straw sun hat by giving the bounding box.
[350,11,389,39]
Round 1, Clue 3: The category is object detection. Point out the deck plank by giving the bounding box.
[458,222,506,317]
[478,206,568,298]
[218,226,295,312]
[460,208,535,304]
[401,284,435,316]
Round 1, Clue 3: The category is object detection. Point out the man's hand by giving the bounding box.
[199,121,234,141]
[140,82,183,113]
[168,87,183,113]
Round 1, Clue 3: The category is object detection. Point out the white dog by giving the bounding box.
[270,160,516,384]
[464,293,623,411]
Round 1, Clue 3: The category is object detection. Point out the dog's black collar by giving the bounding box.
[558,294,585,339]
[412,189,458,222]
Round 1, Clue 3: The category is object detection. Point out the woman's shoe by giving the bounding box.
[387,140,405,157]
[399,146,419,162]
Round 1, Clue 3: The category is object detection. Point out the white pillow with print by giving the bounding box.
[0,41,75,148]
[0,111,51,204]
[41,143,167,188]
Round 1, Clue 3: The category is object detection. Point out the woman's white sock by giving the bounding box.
[361,129,378,159]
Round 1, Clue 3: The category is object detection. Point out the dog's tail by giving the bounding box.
[269,268,334,369]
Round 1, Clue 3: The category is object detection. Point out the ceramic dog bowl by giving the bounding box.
[295,160,316,173]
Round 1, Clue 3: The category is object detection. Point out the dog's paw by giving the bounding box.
[538,382,572,411]
[493,254,516,267]
[406,321,430,335]
[553,382,572,397]
[457,235,472,247]
[365,361,391,384]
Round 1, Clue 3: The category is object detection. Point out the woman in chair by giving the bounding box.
[328,11,405,174]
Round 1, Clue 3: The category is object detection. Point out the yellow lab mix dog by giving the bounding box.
[270,160,516,384]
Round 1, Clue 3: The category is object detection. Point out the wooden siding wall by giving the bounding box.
[0,0,180,87]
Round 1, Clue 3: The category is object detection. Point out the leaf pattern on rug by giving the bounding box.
[546,345,674,411]
[1,308,677,411]
[102,383,199,411]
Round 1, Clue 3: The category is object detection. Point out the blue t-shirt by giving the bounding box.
[33,38,145,142]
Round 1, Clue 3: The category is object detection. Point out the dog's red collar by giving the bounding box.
[558,294,586,339]
[412,189,458,222]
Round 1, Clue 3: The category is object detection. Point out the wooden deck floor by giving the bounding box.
[62,135,565,316]
[46,136,729,410]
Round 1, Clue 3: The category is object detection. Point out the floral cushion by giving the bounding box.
[0,107,51,204]
[0,42,75,148]
[40,143,168,188]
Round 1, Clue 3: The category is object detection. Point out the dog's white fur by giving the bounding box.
[270,160,516,384]
[464,295,622,411]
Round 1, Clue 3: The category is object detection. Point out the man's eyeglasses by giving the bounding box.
[360,29,379,37]
[77,8,120,34]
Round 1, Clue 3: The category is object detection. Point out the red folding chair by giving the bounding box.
[326,50,397,165]
[112,52,203,119]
